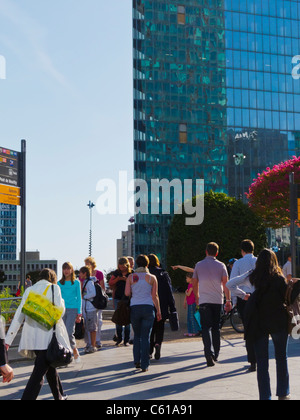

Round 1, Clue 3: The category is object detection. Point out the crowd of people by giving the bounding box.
[0,242,299,401]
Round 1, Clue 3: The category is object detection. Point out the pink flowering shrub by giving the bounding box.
[246,156,300,228]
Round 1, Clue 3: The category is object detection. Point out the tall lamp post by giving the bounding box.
[87,201,95,256]
[233,153,246,201]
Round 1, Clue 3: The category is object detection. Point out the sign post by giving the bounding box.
[20,140,26,290]
[289,172,297,277]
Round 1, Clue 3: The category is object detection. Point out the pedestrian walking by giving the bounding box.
[84,257,105,349]
[58,262,82,363]
[183,272,200,337]
[0,314,13,383]
[227,239,257,372]
[5,268,70,400]
[192,242,232,367]
[109,257,132,346]
[244,248,300,400]
[125,255,161,372]
[80,266,98,354]
[282,255,292,281]
[148,254,177,360]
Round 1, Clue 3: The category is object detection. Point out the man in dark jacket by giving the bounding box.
[148,254,177,360]
[0,315,14,383]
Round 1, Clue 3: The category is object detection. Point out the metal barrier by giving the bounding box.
[0,297,21,330]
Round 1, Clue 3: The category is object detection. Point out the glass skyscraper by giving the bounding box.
[0,203,17,260]
[133,0,300,264]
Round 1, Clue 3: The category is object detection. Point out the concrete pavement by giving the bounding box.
[1,322,300,401]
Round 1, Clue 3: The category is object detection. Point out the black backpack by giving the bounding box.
[83,279,108,310]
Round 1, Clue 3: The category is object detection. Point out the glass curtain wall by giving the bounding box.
[0,204,17,260]
[225,0,300,200]
[133,0,227,263]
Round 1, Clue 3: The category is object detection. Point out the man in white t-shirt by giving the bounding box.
[282,256,292,281]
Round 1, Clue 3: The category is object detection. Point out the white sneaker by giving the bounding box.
[74,356,81,364]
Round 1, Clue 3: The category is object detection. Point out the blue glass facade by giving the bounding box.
[133,0,300,264]
[225,0,300,199]
[0,203,17,260]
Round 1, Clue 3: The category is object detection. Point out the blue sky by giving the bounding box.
[0,0,134,276]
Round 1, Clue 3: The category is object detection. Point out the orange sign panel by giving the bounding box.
[0,184,20,197]
[0,193,20,206]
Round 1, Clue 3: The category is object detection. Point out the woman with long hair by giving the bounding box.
[58,262,82,363]
[125,255,161,372]
[244,248,300,400]
[109,257,132,345]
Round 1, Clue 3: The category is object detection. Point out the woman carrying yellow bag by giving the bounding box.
[5,269,71,400]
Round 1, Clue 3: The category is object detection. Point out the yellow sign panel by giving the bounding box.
[0,184,20,197]
[0,193,20,206]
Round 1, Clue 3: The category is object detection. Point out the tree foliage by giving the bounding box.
[166,191,267,290]
[246,155,300,228]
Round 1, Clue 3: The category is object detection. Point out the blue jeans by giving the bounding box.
[130,305,155,370]
[254,331,289,400]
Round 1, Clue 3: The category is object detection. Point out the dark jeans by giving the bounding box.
[21,350,65,400]
[253,331,289,400]
[130,305,155,370]
[150,319,165,354]
[237,297,256,364]
[199,303,222,361]
[114,299,130,343]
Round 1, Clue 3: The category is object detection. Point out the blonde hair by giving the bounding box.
[118,257,132,273]
[84,257,97,270]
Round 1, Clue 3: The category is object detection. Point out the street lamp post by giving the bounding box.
[233,153,246,201]
[87,201,95,257]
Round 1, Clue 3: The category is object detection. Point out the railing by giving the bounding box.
[0,296,21,330]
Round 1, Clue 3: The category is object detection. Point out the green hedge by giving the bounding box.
[166,191,267,290]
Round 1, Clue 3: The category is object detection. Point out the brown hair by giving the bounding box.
[206,242,219,256]
[241,239,254,254]
[38,268,57,284]
[79,266,91,279]
[148,254,160,267]
[136,254,149,268]
[250,248,283,292]
[60,262,76,285]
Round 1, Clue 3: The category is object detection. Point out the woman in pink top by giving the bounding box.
[184,273,201,337]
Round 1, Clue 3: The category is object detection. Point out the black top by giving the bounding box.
[0,339,8,367]
[244,275,300,342]
[149,266,176,321]
[112,270,131,300]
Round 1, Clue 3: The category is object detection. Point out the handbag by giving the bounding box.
[169,311,179,331]
[284,280,300,337]
[111,297,131,326]
[46,285,73,368]
[194,309,202,330]
[22,284,63,331]
[74,318,85,340]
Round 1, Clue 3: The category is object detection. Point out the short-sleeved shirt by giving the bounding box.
[193,256,228,305]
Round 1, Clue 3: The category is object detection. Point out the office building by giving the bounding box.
[0,203,17,260]
[0,251,57,293]
[133,0,300,263]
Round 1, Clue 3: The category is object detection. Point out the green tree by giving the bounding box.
[166,191,267,290]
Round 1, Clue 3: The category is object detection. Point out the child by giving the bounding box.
[58,262,82,363]
[80,266,98,354]
[183,273,201,337]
